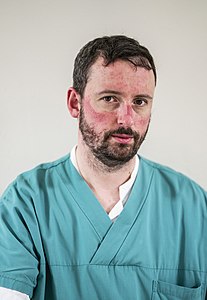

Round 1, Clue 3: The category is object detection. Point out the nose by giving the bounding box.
[117,104,134,127]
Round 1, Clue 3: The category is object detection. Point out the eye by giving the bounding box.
[101,96,117,103]
[97,95,119,112]
[133,98,147,107]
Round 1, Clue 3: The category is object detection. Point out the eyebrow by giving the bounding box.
[97,90,153,100]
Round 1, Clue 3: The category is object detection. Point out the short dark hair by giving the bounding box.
[73,35,157,97]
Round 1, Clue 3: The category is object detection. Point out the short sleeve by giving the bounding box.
[0,178,41,298]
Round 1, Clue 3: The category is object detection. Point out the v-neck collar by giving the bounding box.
[56,155,154,264]
[56,156,113,240]
[70,145,139,221]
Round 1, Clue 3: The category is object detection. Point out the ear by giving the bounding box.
[67,87,81,118]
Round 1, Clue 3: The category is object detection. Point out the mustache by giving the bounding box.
[104,127,139,140]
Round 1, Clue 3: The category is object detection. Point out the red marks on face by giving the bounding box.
[80,57,155,139]
[83,96,110,126]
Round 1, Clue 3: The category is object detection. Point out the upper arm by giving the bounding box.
[0,180,41,298]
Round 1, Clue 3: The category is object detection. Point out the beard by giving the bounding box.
[79,107,149,168]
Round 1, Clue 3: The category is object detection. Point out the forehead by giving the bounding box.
[85,57,155,95]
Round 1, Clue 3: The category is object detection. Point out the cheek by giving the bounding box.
[83,100,113,127]
[134,116,151,132]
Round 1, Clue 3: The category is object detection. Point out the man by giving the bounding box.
[0,35,206,299]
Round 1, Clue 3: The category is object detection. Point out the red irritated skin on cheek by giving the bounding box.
[82,95,151,146]
[83,97,109,126]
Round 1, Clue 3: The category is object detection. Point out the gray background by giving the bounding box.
[1,0,207,194]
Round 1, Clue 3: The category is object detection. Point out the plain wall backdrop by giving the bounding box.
[0,0,207,194]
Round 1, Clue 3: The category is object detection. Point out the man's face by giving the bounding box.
[79,57,155,168]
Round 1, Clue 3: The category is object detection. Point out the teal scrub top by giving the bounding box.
[0,155,207,299]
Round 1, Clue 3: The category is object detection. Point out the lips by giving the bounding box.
[111,134,133,144]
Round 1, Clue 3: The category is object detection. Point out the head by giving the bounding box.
[68,35,156,169]
[72,35,156,98]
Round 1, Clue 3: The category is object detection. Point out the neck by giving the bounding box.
[75,139,136,191]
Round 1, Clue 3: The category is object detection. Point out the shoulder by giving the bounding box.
[139,156,207,197]
[23,153,70,175]
[1,154,71,202]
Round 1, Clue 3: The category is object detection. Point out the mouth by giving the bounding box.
[111,134,134,144]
